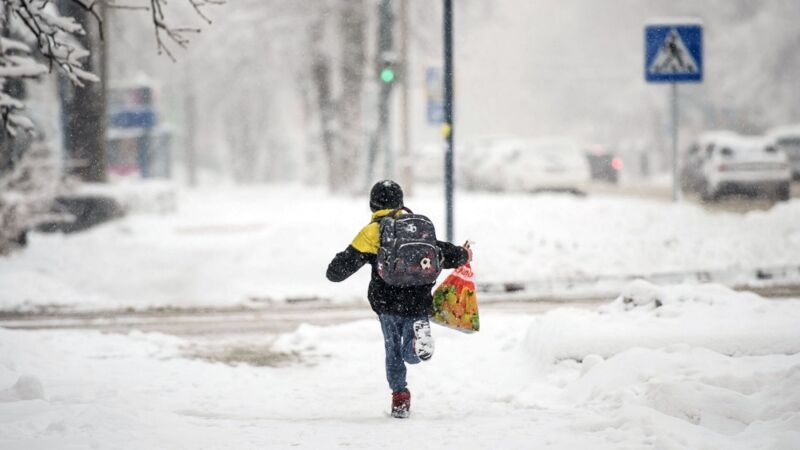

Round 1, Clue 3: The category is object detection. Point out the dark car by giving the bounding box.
[585,146,622,184]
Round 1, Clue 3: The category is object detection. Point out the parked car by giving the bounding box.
[460,137,591,194]
[510,138,591,194]
[473,138,525,192]
[585,145,623,184]
[680,131,739,193]
[459,136,515,190]
[682,132,791,201]
[767,125,800,181]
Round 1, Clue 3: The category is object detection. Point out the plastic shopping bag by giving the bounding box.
[431,263,479,333]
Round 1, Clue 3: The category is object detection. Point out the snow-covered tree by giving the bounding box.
[0,132,62,254]
[0,0,221,137]
[0,1,96,136]
[0,0,220,253]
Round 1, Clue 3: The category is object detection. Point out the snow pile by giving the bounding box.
[0,185,372,310]
[559,346,800,449]
[77,180,178,215]
[503,281,800,448]
[525,280,800,363]
[471,191,800,284]
[0,375,45,402]
[272,320,382,358]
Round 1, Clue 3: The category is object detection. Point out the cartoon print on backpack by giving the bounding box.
[375,210,442,286]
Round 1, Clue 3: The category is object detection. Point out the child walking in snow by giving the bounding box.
[326,180,471,418]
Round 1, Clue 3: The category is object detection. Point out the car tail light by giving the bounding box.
[611,157,624,171]
[718,164,729,172]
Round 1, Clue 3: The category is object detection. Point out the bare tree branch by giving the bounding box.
[0,0,222,134]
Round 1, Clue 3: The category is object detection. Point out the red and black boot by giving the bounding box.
[391,389,411,418]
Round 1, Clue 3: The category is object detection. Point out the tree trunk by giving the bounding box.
[0,4,27,175]
[309,18,337,191]
[58,1,108,183]
[337,0,367,191]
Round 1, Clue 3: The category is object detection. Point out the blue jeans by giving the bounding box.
[378,314,425,392]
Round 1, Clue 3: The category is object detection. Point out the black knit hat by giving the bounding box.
[369,180,404,212]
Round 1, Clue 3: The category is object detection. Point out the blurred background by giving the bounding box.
[5,0,800,193]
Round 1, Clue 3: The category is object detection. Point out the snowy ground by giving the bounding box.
[1,281,799,449]
[1,182,800,448]
[2,183,800,311]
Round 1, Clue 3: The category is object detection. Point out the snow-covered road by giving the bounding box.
[1,290,798,336]
[0,300,609,337]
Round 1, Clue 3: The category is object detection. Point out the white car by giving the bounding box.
[693,134,791,201]
[458,136,516,190]
[458,137,520,191]
[459,137,591,194]
[767,125,800,181]
[507,138,591,194]
[681,130,741,193]
[474,139,526,191]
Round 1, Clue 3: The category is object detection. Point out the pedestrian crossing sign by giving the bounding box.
[645,22,703,83]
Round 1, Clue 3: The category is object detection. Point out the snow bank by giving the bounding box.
[503,281,800,448]
[77,179,178,214]
[560,346,800,449]
[0,185,371,310]
[0,375,44,402]
[525,280,800,363]
[271,319,382,357]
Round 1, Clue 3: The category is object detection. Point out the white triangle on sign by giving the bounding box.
[649,29,699,75]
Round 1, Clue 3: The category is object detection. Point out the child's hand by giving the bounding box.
[463,241,473,262]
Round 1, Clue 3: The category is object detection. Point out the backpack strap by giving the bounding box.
[372,207,412,223]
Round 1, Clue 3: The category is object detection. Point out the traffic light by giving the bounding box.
[379,52,398,85]
[380,66,396,84]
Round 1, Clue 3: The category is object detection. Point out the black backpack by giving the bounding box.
[375,208,442,286]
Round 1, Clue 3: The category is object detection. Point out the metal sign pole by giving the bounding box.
[645,21,702,202]
[399,0,412,196]
[672,82,680,202]
[443,0,454,242]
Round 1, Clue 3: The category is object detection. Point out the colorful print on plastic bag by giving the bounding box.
[431,263,479,333]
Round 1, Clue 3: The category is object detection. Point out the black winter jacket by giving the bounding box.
[326,209,469,317]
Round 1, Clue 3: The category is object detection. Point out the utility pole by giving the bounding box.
[443,0,454,242]
[185,70,198,188]
[399,0,412,195]
[380,0,395,179]
[367,0,395,186]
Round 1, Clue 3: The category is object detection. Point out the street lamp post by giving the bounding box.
[443,0,454,242]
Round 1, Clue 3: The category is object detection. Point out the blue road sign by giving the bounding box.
[110,109,157,129]
[645,23,703,83]
[425,67,445,125]
[426,101,444,125]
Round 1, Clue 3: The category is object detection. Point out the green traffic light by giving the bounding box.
[380,68,395,83]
